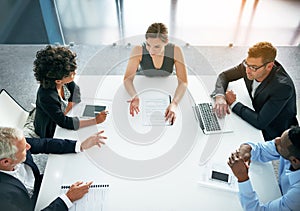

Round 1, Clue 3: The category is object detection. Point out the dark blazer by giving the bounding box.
[0,137,77,211]
[212,60,298,140]
[34,81,81,138]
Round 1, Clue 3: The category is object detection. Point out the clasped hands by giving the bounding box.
[227,144,252,182]
[127,96,177,125]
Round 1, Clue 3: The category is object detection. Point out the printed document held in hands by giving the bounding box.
[141,91,171,126]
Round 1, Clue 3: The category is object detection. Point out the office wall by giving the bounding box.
[0,0,48,44]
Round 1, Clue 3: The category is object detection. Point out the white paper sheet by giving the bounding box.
[141,93,171,126]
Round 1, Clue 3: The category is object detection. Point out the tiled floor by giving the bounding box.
[56,0,300,46]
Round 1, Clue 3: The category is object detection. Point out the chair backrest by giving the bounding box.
[0,89,29,129]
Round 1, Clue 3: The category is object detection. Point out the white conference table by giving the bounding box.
[35,75,281,211]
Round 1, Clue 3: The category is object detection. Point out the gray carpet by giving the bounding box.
[1,44,299,111]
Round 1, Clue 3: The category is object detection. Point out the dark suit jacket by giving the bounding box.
[212,60,298,140]
[0,137,77,211]
[34,81,81,138]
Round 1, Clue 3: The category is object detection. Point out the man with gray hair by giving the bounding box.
[0,127,106,211]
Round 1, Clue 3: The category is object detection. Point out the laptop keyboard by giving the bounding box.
[195,103,221,132]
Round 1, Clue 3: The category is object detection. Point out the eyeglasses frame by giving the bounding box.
[242,59,272,72]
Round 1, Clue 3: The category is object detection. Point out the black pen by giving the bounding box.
[168,95,174,125]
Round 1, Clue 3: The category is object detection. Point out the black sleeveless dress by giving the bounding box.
[139,43,175,77]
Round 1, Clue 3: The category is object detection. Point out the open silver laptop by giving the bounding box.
[192,102,233,134]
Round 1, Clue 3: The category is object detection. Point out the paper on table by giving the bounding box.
[142,94,171,126]
[61,184,109,210]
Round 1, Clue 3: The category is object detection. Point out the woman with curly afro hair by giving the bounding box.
[29,45,107,138]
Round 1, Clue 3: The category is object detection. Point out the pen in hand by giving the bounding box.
[95,110,108,124]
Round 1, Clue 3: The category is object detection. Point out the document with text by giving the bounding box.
[141,92,171,126]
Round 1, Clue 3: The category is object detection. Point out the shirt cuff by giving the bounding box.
[212,93,225,98]
[75,141,81,153]
[230,100,238,109]
[238,179,253,194]
[59,194,73,209]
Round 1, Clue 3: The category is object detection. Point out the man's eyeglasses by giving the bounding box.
[242,60,271,72]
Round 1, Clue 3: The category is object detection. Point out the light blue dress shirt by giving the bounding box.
[238,140,300,211]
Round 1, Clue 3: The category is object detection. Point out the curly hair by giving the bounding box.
[145,23,168,43]
[248,42,277,63]
[288,126,300,160]
[33,45,77,89]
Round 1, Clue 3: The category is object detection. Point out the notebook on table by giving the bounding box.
[61,183,109,210]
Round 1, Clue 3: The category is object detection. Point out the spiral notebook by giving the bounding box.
[61,183,109,210]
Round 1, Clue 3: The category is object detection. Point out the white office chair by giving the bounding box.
[0,89,29,129]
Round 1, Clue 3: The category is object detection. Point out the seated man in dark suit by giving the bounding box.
[211,41,298,141]
[0,127,107,211]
